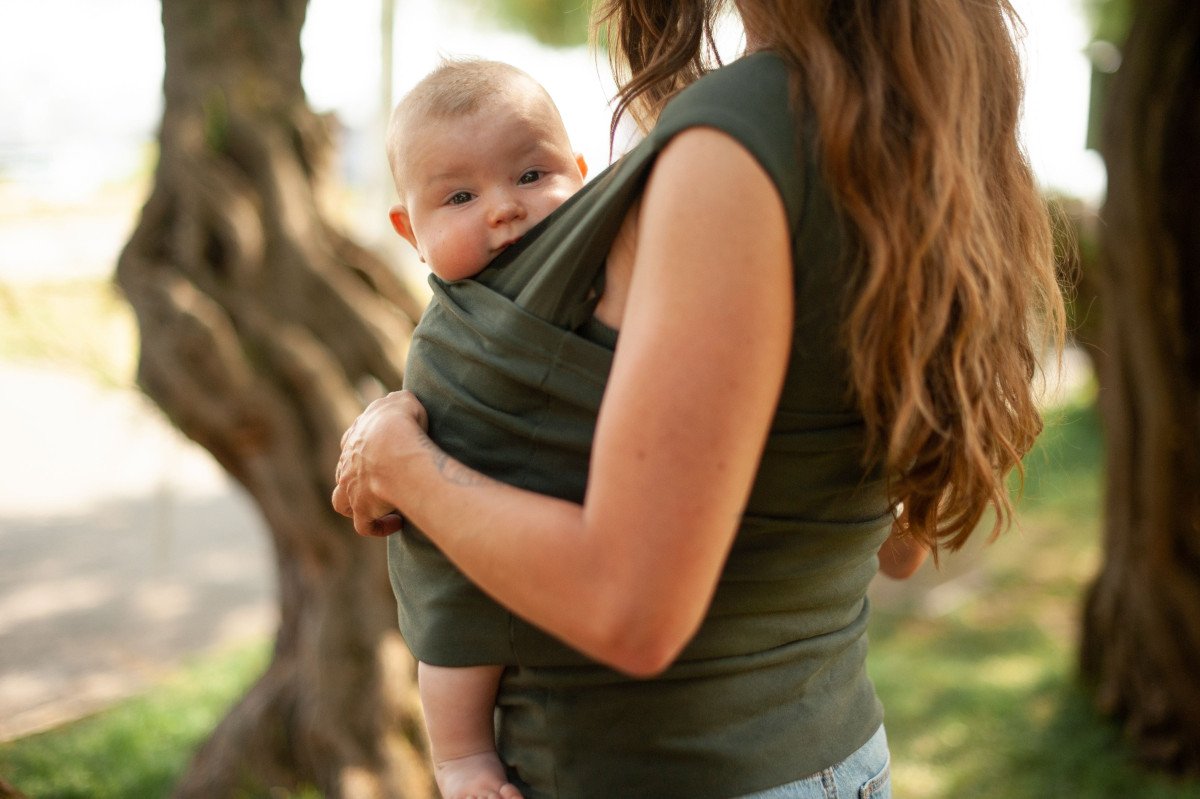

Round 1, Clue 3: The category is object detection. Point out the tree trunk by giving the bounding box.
[1080,0,1200,776]
[115,1,433,795]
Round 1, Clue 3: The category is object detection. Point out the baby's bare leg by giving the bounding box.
[418,661,523,799]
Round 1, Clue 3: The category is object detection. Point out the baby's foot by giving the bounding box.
[434,749,524,799]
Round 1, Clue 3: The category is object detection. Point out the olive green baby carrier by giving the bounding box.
[388,115,637,668]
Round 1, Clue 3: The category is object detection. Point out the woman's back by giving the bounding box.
[496,52,891,799]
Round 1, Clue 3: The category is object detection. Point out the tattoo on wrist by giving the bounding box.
[417,434,493,488]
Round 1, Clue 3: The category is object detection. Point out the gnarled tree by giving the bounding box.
[1080,0,1200,775]
[116,0,432,795]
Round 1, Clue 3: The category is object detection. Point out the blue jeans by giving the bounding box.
[733,725,890,799]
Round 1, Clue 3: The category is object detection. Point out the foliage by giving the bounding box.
[1081,0,1132,152]
[1084,0,1133,45]
[485,0,592,47]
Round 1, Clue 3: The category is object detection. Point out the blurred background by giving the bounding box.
[2,0,1196,797]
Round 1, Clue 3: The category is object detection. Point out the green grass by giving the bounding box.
[0,643,272,798]
[870,395,1200,798]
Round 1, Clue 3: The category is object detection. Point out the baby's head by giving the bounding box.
[387,59,588,281]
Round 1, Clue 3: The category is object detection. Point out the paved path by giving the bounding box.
[0,365,275,742]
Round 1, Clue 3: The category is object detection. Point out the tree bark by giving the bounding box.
[1080,0,1200,776]
[116,1,432,795]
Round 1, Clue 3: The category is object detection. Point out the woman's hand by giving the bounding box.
[331,389,429,537]
[876,520,929,579]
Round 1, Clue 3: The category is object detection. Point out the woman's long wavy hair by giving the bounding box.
[593,0,1067,556]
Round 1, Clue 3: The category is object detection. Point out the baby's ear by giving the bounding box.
[389,204,419,251]
[575,153,588,180]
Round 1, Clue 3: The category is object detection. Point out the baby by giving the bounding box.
[388,58,588,281]
[385,59,588,799]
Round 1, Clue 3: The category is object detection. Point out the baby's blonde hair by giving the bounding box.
[386,59,552,189]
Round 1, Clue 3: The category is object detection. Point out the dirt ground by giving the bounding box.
[0,364,276,742]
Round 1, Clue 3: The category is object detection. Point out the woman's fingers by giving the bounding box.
[334,481,402,537]
[332,389,430,536]
[399,389,430,431]
[331,482,350,517]
[371,512,405,537]
[352,510,403,538]
[331,451,404,537]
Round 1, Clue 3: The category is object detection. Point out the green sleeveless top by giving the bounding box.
[389,52,891,797]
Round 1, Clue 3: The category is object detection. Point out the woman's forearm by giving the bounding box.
[392,428,684,676]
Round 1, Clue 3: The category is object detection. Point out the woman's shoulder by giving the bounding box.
[657,51,792,130]
[690,50,791,97]
[653,51,806,227]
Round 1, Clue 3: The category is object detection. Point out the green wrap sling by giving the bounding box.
[387,114,641,668]
[388,53,894,798]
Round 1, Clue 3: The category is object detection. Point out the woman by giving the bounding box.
[332,1,1065,796]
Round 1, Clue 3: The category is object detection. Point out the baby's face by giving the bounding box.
[392,89,586,281]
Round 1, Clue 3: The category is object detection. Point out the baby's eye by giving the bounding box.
[447,191,473,205]
[518,170,543,185]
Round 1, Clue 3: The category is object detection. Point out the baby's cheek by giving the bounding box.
[432,231,488,280]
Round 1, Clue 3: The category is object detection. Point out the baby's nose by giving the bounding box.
[489,196,526,225]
